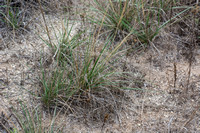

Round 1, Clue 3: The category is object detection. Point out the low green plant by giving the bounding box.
[40,20,85,66]
[0,5,22,30]
[89,0,191,45]
[11,102,60,133]
[17,103,42,133]
[40,18,134,108]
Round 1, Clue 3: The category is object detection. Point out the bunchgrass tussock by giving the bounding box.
[39,17,138,116]
[0,5,22,31]
[14,103,42,133]
[11,102,61,133]
[89,0,191,46]
[0,0,32,31]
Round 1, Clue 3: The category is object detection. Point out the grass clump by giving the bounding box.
[0,1,27,31]
[0,0,70,35]
[89,0,190,46]
[40,19,135,112]
[10,102,60,133]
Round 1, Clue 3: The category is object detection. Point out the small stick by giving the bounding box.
[20,71,24,86]
[173,62,177,88]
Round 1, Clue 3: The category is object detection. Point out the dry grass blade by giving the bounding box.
[181,106,200,131]
[38,0,52,46]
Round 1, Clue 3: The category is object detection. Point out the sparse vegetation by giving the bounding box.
[0,0,200,132]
